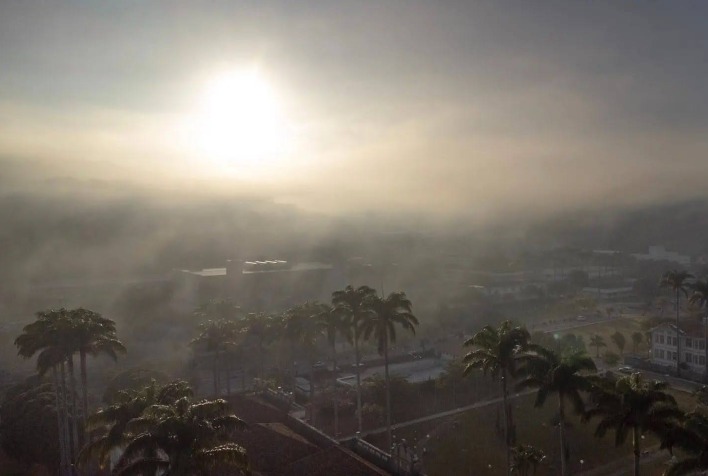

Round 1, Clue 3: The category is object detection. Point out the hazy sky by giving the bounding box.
[2,1,708,222]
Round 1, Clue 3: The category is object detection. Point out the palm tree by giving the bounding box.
[660,270,694,376]
[318,304,350,437]
[463,321,530,474]
[511,444,546,476]
[332,285,378,433]
[283,302,329,424]
[517,347,596,476]
[611,331,627,356]
[191,319,241,396]
[69,308,126,426]
[663,411,708,476]
[113,396,248,475]
[360,292,418,450]
[241,312,273,378]
[585,373,682,476]
[689,278,708,376]
[15,309,78,473]
[589,335,607,358]
[631,332,644,354]
[78,380,193,471]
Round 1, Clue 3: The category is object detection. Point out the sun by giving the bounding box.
[195,70,289,171]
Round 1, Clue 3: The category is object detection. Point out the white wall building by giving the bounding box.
[650,323,706,373]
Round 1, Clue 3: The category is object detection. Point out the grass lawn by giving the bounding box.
[413,384,699,476]
[559,315,651,358]
[420,393,640,475]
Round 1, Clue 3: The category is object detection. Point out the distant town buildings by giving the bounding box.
[174,258,346,311]
[632,245,691,267]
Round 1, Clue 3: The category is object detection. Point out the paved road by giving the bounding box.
[337,389,536,442]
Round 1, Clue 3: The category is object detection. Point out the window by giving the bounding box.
[686,353,692,363]
[700,340,705,350]
[655,334,660,343]
[700,356,706,366]
[660,335,665,344]
[673,352,677,361]
[673,337,678,346]
[654,349,659,358]
[686,338,693,348]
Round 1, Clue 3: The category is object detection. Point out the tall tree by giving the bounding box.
[69,308,126,426]
[79,380,193,471]
[517,348,596,476]
[663,411,708,476]
[360,291,419,449]
[191,319,241,396]
[0,376,61,474]
[589,335,607,358]
[331,285,378,432]
[15,309,79,473]
[318,304,350,437]
[631,332,644,354]
[113,396,248,475]
[611,331,627,356]
[660,270,694,376]
[689,278,708,376]
[241,312,273,378]
[463,321,530,474]
[585,373,682,476]
[283,302,329,424]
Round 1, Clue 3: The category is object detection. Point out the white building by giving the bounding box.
[633,245,691,267]
[650,323,706,373]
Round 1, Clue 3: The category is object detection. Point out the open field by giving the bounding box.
[555,315,652,359]
[391,385,698,476]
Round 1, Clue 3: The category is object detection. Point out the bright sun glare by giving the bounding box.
[196,71,289,171]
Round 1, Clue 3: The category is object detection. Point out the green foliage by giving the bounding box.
[103,367,170,404]
[511,444,546,476]
[590,335,607,357]
[631,332,644,353]
[611,331,626,355]
[585,373,682,475]
[80,380,194,470]
[530,331,585,357]
[0,376,60,471]
[82,380,248,475]
[603,351,620,366]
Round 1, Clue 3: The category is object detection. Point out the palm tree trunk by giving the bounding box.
[385,336,392,450]
[558,393,567,476]
[213,350,219,396]
[355,335,363,433]
[704,310,708,378]
[60,361,74,469]
[259,339,265,378]
[67,355,81,449]
[226,351,232,396]
[309,357,316,426]
[79,349,88,428]
[332,340,339,437]
[501,372,511,475]
[676,289,681,377]
[53,365,69,476]
[632,426,640,476]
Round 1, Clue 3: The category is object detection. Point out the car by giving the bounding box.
[313,361,326,369]
[618,366,633,374]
